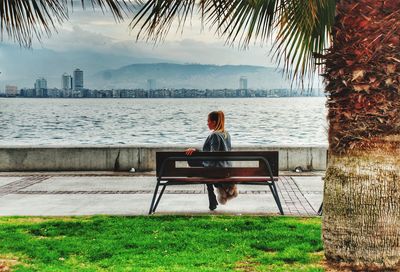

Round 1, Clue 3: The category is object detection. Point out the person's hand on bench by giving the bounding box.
[185,148,197,156]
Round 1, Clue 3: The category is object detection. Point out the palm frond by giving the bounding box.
[78,0,134,21]
[130,0,335,82]
[130,0,197,42]
[272,0,335,81]
[0,0,65,47]
[214,0,278,47]
[0,0,134,47]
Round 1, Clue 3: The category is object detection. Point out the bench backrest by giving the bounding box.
[156,151,279,178]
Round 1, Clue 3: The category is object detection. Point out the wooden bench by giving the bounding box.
[149,151,284,215]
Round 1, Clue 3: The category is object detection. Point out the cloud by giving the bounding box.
[35,25,112,52]
[31,9,277,66]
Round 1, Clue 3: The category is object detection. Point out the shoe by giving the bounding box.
[209,201,218,211]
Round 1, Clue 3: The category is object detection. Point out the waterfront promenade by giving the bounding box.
[0,171,324,216]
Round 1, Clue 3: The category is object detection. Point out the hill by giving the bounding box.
[91,63,290,89]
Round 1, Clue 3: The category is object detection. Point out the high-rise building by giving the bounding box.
[147,79,156,90]
[73,69,84,91]
[239,76,248,90]
[34,78,47,97]
[62,73,73,90]
[5,85,18,97]
[35,78,47,90]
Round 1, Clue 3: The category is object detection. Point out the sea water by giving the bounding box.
[0,97,327,146]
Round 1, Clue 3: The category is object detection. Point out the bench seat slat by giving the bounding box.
[162,168,270,178]
[161,177,278,183]
[156,151,279,177]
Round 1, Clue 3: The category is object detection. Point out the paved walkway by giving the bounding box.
[0,172,324,216]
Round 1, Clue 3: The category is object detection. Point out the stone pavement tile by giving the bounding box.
[0,194,152,216]
[0,171,156,177]
[302,192,323,212]
[0,176,50,197]
[291,176,323,213]
[0,175,323,217]
[20,177,202,192]
[0,177,22,187]
[291,176,324,192]
[157,194,284,215]
[236,184,275,191]
[277,176,317,216]
[0,193,285,216]
[279,171,325,176]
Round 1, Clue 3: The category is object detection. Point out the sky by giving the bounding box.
[0,5,323,89]
[33,7,277,66]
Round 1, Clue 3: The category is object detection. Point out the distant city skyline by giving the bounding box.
[2,86,323,99]
[0,62,324,92]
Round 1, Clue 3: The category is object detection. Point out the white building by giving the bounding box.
[239,76,248,90]
[34,78,48,97]
[62,73,73,90]
[35,78,47,90]
[5,85,18,96]
[147,79,156,90]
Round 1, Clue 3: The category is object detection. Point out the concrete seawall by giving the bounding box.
[0,145,328,172]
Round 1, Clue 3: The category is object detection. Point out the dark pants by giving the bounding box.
[207,184,218,208]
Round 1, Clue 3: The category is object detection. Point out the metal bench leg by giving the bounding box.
[149,180,161,215]
[269,182,284,215]
[317,202,323,216]
[152,184,167,213]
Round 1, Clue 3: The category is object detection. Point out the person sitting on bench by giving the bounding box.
[185,110,238,211]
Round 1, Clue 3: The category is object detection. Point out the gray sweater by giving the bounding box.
[202,131,232,168]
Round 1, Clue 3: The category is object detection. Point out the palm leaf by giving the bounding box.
[0,0,133,47]
[272,0,335,81]
[130,0,335,82]
[130,0,197,42]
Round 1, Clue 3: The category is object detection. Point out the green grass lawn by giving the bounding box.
[0,216,323,272]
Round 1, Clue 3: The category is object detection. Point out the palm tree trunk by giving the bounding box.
[323,149,400,269]
[322,0,400,269]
